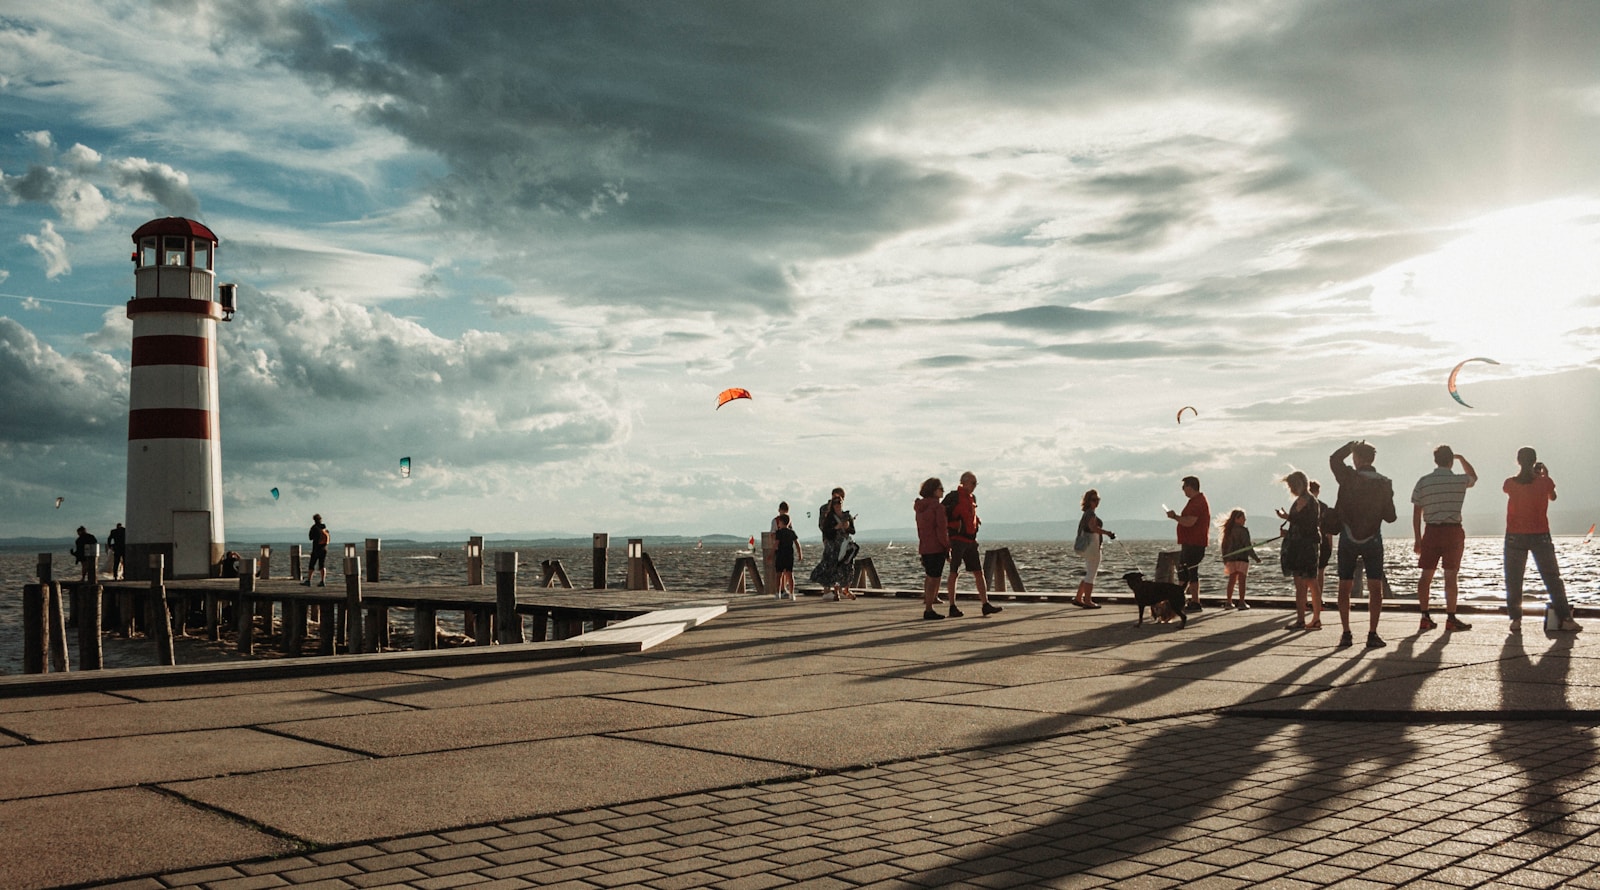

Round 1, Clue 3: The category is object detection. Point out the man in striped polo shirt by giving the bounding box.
[1411,445,1477,632]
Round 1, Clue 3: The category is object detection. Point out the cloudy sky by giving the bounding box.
[4,0,1600,542]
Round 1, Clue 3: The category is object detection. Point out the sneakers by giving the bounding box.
[1445,615,1472,632]
[1238,602,1251,610]
[1419,614,1437,632]
[1509,618,1522,633]
[1185,602,1203,613]
[1224,602,1235,610]
[923,608,944,620]
[948,605,964,618]
[1367,632,1386,649]
[982,602,1002,616]
[1559,618,1584,632]
[1337,630,1353,649]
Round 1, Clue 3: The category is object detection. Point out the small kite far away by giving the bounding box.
[1447,357,1500,408]
[716,387,753,410]
[400,456,412,478]
[54,496,63,509]
[1176,406,1197,424]
[270,487,280,501]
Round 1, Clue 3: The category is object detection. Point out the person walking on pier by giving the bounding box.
[1412,445,1477,633]
[72,526,98,581]
[915,477,951,619]
[1165,476,1210,612]
[943,471,1001,617]
[106,522,126,580]
[1503,447,1578,633]
[305,513,329,587]
[1330,440,1396,649]
[810,488,856,600]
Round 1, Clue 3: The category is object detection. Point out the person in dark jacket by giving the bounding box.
[1330,440,1397,650]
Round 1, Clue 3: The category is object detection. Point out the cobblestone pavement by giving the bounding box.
[120,714,1600,890]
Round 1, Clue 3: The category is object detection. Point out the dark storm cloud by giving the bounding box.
[965,305,1127,332]
[0,317,125,444]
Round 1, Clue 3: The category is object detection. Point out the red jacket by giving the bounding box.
[915,496,951,555]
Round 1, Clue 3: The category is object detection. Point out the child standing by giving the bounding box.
[773,513,802,600]
[1220,509,1262,609]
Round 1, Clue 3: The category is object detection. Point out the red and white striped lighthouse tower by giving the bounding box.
[125,217,235,579]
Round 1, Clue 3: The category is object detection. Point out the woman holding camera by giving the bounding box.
[1503,446,1578,632]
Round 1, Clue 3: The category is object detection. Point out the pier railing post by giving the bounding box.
[289,544,302,581]
[151,554,174,666]
[761,532,777,596]
[466,536,484,585]
[366,538,381,583]
[257,544,272,580]
[415,604,437,650]
[23,582,47,674]
[627,538,645,590]
[496,551,522,644]
[592,533,609,589]
[78,578,103,670]
[344,555,365,654]
[235,557,256,655]
[47,581,69,672]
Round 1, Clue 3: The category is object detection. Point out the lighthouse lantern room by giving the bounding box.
[125,217,234,579]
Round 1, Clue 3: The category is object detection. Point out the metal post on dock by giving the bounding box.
[495,551,522,644]
[151,554,174,666]
[78,576,103,671]
[365,538,381,583]
[344,554,365,654]
[467,536,484,586]
[592,533,608,589]
[48,580,69,672]
[257,544,271,580]
[236,557,257,654]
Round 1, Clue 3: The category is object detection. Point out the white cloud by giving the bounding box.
[19,220,70,277]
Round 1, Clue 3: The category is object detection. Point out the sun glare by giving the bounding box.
[1369,200,1600,367]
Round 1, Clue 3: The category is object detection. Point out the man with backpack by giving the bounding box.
[304,513,330,587]
[1330,440,1397,649]
[942,471,1001,618]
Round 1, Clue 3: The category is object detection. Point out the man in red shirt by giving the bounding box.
[942,471,1002,618]
[1166,476,1210,611]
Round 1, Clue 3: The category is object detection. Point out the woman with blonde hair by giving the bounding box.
[1276,471,1323,630]
[1072,489,1114,608]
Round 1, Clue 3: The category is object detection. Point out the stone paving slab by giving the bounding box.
[0,727,361,800]
[928,673,1320,720]
[1,787,296,890]
[110,669,439,702]
[266,695,736,756]
[606,672,993,717]
[1233,673,1600,715]
[617,699,1119,769]
[603,652,913,683]
[0,688,409,742]
[840,652,1154,686]
[330,663,703,708]
[164,735,804,845]
[0,689,129,714]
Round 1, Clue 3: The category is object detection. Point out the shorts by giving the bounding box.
[1417,524,1465,572]
[308,547,328,572]
[950,540,981,573]
[775,550,795,572]
[920,552,947,579]
[1318,536,1332,570]
[1336,532,1386,582]
[1177,544,1206,584]
[1223,560,1249,577]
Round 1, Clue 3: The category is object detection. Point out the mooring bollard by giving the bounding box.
[496,551,522,644]
[592,533,609,589]
[78,578,103,670]
[344,555,365,654]
[235,557,257,654]
[365,538,381,583]
[47,581,69,672]
[151,554,174,666]
[257,544,272,580]
[627,538,646,590]
[23,583,47,674]
[289,543,302,581]
[466,536,484,586]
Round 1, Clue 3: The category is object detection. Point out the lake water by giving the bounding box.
[3,535,1596,675]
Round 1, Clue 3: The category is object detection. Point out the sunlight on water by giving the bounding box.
[3,536,1595,674]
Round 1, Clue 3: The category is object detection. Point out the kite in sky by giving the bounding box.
[270,487,279,501]
[1585,523,1596,545]
[716,387,753,410]
[1447,357,1500,408]
[1176,406,1197,423]
[54,496,63,509]
[400,456,412,478]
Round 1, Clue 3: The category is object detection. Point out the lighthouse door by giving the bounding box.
[172,511,214,578]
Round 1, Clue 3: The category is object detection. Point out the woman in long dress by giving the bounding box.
[809,487,857,600]
[1277,471,1324,630]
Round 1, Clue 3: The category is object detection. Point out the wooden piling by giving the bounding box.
[470,605,494,645]
[541,559,573,588]
[257,544,272,580]
[762,532,777,596]
[726,557,763,594]
[289,544,302,581]
[365,538,381,583]
[284,598,306,654]
[47,581,68,672]
[23,583,47,674]
[151,554,175,666]
[626,538,645,590]
[495,551,522,644]
[414,604,438,650]
[77,582,103,670]
[466,536,484,586]
[852,557,883,590]
[592,533,609,589]
[982,548,1026,593]
[344,555,365,654]
[235,557,256,655]
[1155,550,1182,585]
[317,603,337,655]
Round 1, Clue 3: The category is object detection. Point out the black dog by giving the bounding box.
[1122,571,1187,628]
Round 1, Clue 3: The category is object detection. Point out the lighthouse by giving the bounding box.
[124,218,235,579]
